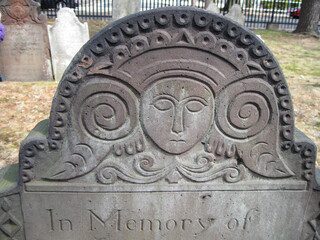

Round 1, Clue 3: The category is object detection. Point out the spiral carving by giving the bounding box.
[216,79,274,139]
[82,93,128,140]
[180,153,215,173]
[80,82,137,141]
[138,156,154,171]
[196,153,213,167]
[224,165,245,183]
[133,154,164,176]
[97,166,118,184]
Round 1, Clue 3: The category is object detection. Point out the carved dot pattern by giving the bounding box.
[284,142,316,182]
[20,140,47,183]
[47,7,294,155]
[227,25,240,38]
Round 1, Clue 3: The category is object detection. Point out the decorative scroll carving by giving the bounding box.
[216,79,271,139]
[45,80,139,180]
[10,7,319,240]
[0,0,47,25]
[82,93,132,140]
[15,8,303,184]
[96,153,245,184]
[214,78,293,177]
[78,81,138,141]
[243,141,293,177]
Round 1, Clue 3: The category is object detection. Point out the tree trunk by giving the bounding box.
[294,0,320,36]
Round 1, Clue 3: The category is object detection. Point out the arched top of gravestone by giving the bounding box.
[54,7,84,26]
[21,7,315,186]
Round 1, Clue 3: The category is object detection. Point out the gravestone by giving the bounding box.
[267,23,280,31]
[0,7,319,240]
[112,0,140,21]
[48,8,89,82]
[206,2,219,14]
[225,4,245,26]
[0,0,52,81]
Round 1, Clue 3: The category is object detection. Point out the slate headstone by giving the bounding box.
[112,0,140,21]
[48,8,89,82]
[225,4,245,26]
[0,7,319,240]
[0,0,52,82]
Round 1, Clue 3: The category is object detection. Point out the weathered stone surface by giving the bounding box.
[206,2,219,14]
[267,23,280,30]
[225,4,245,26]
[0,0,53,81]
[0,7,319,240]
[21,190,311,239]
[48,8,89,82]
[112,0,140,21]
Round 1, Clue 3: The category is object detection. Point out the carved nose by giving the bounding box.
[172,105,184,134]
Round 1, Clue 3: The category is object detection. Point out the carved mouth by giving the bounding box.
[169,139,186,143]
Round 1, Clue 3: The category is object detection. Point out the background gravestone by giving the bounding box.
[0,0,53,82]
[48,8,89,82]
[0,7,319,240]
[112,0,140,21]
[225,4,245,26]
[206,2,220,14]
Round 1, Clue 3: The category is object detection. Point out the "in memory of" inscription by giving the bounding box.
[47,208,260,234]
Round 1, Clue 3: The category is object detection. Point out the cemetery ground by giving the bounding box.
[0,25,319,169]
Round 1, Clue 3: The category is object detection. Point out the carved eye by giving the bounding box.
[153,99,173,111]
[185,101,206,113]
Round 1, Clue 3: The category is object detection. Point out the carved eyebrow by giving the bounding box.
[150,94,177,105]
[181,96,208,105]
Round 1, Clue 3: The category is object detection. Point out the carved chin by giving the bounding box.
[153,140,197,155]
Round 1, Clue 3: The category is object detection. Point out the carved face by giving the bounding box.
[141,78,214,154]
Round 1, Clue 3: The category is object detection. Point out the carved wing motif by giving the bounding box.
[46,143,105,180]
[215,78,294,177]
[239,142,293,177]
[45,80,139,180]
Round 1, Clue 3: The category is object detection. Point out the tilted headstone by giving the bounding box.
[48,8,89,82]
[0,0,52,81]
[206,2,220,14]
[0,7,319,240]
[225,4,245,26]
[112,0,140,21]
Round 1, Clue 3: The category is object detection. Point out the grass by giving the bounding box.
[0,25,319,169]
[253,30,320,168]
[0,82,58,168]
